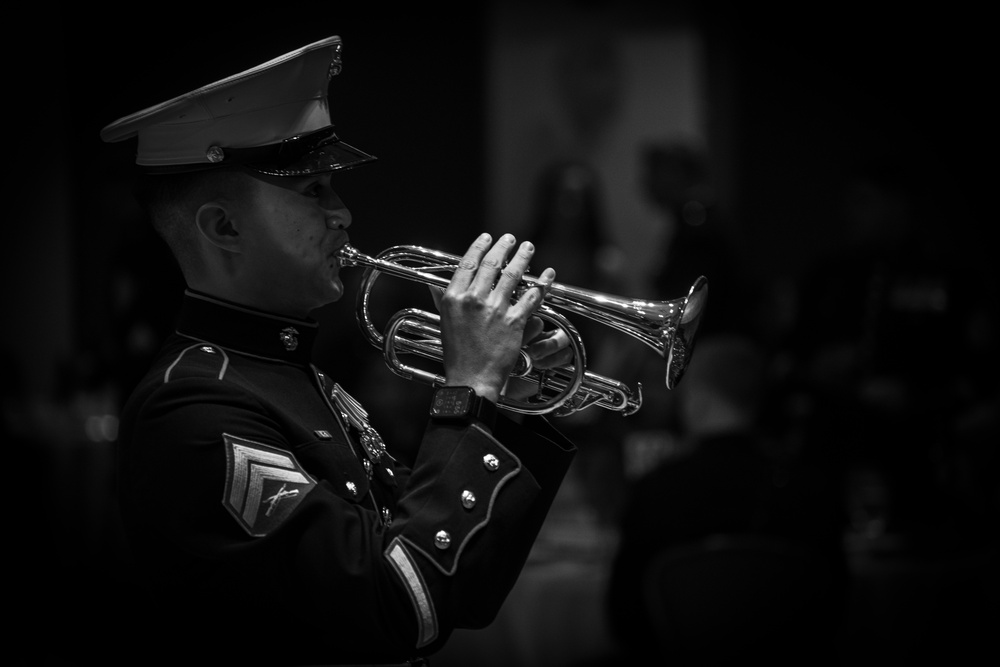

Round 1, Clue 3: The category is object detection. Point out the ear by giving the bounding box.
[194,202,241,252]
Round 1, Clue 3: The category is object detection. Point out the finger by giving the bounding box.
[470,233,518,295]
[449,233,492,291]
[509,266,556,319]
[524,327,569,357]
[491,240,534,299]
[522,315,545,344]
[428,285,444,311]
[535,346,575,370]
[526,329,576,369]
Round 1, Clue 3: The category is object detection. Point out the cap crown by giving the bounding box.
[101,36,373,173]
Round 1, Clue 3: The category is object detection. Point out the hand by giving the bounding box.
[434,233,555,403]
[502,317,576,401]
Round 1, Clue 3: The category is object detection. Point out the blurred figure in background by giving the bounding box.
[604,333,848,665]
[643,142,757,339]
[520,159,631,528]
[782,153,998,548]
[606,142,757,508]
[526,159,624,296]
[777,152,999,663]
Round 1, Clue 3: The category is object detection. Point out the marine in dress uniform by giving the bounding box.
[104,36,576,665]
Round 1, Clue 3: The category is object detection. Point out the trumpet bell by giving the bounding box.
[664,275,708,389]
[540,273,709,390]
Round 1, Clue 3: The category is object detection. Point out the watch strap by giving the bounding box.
[430,386,498,431]
[469,391,498,431]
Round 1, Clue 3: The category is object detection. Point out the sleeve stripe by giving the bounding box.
[386,538,438,648]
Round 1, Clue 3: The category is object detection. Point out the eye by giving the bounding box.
[302,181,324,198]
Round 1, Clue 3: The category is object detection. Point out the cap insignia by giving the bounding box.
[329,42,343,78]
[279,326,299,352]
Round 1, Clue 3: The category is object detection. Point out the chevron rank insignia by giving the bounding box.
[222,433,317,537]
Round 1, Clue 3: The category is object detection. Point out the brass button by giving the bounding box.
[346,481,357,496]
[206,145,225,163]
[434,530,452,550]
[483,454,500,471]
[461,490,476,509]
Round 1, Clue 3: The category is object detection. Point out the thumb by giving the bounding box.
[428,285,445,312]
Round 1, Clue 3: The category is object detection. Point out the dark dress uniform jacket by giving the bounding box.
[117,291,576,665]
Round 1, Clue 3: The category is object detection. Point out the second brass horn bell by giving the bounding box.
[338,244,708,417]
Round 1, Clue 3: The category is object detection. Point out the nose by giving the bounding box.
[321,188,352,230]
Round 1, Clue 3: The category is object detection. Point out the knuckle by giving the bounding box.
[458,293,488,311]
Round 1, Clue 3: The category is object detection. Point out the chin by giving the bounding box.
[325,277,346,303]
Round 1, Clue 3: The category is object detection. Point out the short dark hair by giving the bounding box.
[132,168,253,273]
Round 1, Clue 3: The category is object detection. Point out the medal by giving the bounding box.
[330,382,389,463]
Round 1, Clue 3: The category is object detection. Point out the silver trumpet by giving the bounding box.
[338,244,708,417]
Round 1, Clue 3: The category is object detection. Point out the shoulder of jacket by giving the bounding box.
[162,342,233,383]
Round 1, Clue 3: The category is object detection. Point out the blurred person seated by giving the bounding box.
[604,334,849,665]
[783,154,997,547]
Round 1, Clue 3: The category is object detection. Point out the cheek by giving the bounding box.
[299,230,320,257]
[248,199,325,263]
[270,219,317,259]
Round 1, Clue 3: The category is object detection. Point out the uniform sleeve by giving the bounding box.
[385,414,576,653]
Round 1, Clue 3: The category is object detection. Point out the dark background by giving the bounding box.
[6,1,995,663]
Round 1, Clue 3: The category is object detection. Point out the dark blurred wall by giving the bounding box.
[706,3,990,281]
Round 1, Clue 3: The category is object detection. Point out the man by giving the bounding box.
[102,36,577,665]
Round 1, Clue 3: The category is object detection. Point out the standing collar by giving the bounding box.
[175,290,319,364]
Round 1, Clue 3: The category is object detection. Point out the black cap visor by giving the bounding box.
[241,126,377,175]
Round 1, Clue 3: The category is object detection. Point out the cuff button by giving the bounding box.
[434,530,452,550]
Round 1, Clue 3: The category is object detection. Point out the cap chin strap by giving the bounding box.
[137,126,376,176]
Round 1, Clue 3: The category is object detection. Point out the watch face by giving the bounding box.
[431,387,474,417]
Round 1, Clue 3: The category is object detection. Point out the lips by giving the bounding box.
[329,233,351,262]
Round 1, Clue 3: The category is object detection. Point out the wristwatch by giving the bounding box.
[430,386,498,430]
